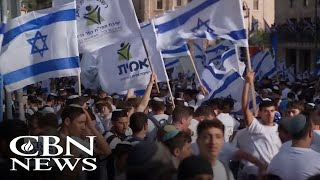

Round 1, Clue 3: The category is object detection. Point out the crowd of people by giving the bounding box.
[0,69,320,180]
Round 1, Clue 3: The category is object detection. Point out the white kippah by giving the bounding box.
[68,95,79,99]
[153,97,163,102]
[69,104,83,108]
[196,94,205,101]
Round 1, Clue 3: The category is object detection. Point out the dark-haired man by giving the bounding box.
[104,109,129,149]
[197,120,234,180]
[267,114,320,180]
[125,112,148,145]
[240,70,281,177]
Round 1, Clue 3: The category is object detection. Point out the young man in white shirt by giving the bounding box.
[197,120,234,180]
[267,114,320,180]
[241,71,281,178]
[189,105,216,143]
[147,97,170,140]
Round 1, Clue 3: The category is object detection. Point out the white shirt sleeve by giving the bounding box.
[248,118,265,134]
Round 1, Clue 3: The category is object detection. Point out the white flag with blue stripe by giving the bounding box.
[140,22,168,82]
[0,2,80,92]
[252,50,276,80]
[193,39,207,74]
[165,58,183,80]
[207,69,261,114]
[206,40,245,75]
[154,0,248,50]
[161,43,189,58]
[201,64,225,93]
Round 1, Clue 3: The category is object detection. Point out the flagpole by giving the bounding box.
[234,44,242,75]
[187,40,204,87]
[78,71,82,96]
[245,47,257,113]
[167,81,176,108]
[140,36,160,93]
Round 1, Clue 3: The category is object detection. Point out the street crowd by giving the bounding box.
[0,69,320,180]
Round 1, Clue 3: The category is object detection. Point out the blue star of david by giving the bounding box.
[191,18,215,36]
[27,31,49,57]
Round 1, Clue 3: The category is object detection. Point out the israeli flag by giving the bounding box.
[161,44,189,58]
[140,22,169,82]
[0,2,80,92]
[154,0,248,50]
[252,50,276,80]
[165,58,181,69]
[206,40,245,76]
[193,39,207,74]
[80,53,100,90]
[208,69,261,114]
[201,64,225,93]
[206,40,234,65]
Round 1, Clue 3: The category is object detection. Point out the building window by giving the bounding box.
[289,0,294,8]
[156,0,163,10]
[177,0,182,6]
[253,0,259,10]
[303,0,308,7]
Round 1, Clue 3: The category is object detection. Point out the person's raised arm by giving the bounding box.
[126,89,135,101]
[83,108,111,156]
[242,70,255,126]
[136,73,156,112]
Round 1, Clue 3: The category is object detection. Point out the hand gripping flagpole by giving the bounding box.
[245,47,257,113]
[145,22,175,108]
[187,40,207,95]
[139,36,160,94]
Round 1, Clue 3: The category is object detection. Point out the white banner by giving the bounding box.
[97,36,152,93]
[54,0,141,53]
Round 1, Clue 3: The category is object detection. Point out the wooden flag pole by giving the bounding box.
[140,36,160,93]
[187,40,203,87]
[78,71,82,96]
[166,81,176,108]
[245,47,257,113]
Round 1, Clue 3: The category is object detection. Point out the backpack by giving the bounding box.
[148,115,170,129]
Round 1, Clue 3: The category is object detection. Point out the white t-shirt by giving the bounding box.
[267,147,320,180]
[218,143,239,165]
[147,114,170,140]
[311,130,320,153]
[192,142,238,166]
[232,128,260,175]
[248,118,281,164]
[212,160,235,180]
[189,119,199,143]
[217,113,240,142]
[281,87,291,99]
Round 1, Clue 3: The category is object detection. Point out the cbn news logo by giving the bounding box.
[9,136,97,171]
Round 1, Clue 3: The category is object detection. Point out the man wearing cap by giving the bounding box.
[161,125,192,169]
[240,71,281,178]
[267,114,320,180]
